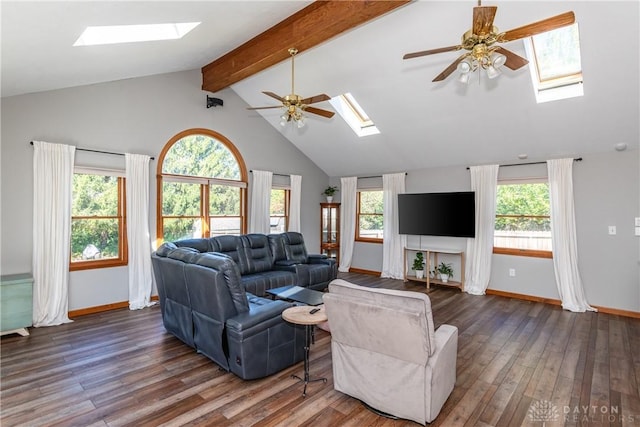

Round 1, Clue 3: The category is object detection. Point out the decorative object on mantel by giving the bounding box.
[247,48,334,128]
[436,262,454,283]
[322,186,338,203]
[402,0,574,83]
[412,252,425,279]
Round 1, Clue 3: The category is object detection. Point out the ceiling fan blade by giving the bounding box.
[300,94,331,105]
[432,53,469,82]
[247,106,282,110]
[262,91,285,102]
[472,6,498,36]
[304,106,335,119]
[499,11,575,42]
[403,45,461,60]
[493,47,529,70]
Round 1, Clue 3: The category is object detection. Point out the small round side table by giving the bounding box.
[282,305,328,397]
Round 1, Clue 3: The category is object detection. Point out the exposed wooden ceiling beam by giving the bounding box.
[201,0,411,93]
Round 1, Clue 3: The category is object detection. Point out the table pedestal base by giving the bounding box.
[293,324,327,397]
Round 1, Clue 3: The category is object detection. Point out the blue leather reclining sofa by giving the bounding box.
[151,232,337,379]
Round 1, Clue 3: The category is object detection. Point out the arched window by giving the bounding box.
[156,128,247,244]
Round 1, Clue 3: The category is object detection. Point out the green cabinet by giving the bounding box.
[1,273,33,336]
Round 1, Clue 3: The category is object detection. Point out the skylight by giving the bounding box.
[329,93,380,137]
[523,23,583,103]
[73,22,200,46]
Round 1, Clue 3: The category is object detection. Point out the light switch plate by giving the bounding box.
[608,226,616,235]
[636,217,640,227]
[636,226,640,236]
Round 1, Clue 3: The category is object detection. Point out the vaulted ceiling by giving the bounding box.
[2,1,638,177]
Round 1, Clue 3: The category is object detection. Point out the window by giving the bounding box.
[356,190,383,242]
[157,129,248,244]
[494,181,552,258]
[269,188,289,234]
[524,23,583,103]
[329,92,380,137]
[70,170,127,270]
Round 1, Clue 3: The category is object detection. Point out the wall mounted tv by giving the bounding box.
[398,192,476,238]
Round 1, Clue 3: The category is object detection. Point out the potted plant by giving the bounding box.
[436,262,454,283]
[412,252,425,279]
[322,185,338,203]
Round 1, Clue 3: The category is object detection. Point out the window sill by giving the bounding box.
[70,259,128,271]
[355,238,383,244]
[493,247,552,259]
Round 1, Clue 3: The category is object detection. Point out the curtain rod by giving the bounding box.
[358,172,408,179]
[249,170,290,178]
[29,141,155,160]
[466,157,582,170]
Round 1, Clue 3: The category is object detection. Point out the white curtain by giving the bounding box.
[381,173,406,279]
[465,164,499,295]
[547,158,596,312]
[339,177,357,272]
[126,154,155,310]
[32,141,75,327]
[288,174,302,232]
[249,170,273,234]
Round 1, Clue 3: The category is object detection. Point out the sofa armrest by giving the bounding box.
[426,324,458,422]
[308,254,327,260]
[308,255,335,266]
[226,299,292,335]
[275,259,300,267]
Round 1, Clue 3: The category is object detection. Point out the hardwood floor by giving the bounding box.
[2,272,639,426]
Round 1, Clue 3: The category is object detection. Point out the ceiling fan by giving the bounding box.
[247,48,334,127]
[403,1,575,82]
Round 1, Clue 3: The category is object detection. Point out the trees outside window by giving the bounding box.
[269,188,289,234]
[157,129,247,244]
[70,172,127,270]
[356,189,383,242]
[494,181,552,258]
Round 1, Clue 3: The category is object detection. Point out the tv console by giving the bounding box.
[403,247,465,291]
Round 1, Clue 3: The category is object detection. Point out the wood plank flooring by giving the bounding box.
[2,272,639,426]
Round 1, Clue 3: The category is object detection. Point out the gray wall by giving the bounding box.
[344,150,640,312]
[1,69,329,310]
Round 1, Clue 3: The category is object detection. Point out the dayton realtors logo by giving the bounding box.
[528,400,638,425]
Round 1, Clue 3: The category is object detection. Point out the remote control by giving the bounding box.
[309,308,321,314]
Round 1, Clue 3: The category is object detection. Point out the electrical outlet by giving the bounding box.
[509,268,516,277]
[608,226,616,235]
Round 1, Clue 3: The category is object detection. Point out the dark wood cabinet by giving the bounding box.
[320,203,340,263]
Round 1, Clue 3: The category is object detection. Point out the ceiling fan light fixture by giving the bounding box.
[486,64,501,79]
[492,53,507,69]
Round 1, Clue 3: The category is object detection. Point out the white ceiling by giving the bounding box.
[2,1,638,177]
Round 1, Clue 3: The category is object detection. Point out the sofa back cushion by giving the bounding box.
[282,232,309,263]
[241,234,274,274]
[211,235,249,273]
[268,234,287,262]
[174,238,213,253]
[325,279,436,357]
[192,253,249,314]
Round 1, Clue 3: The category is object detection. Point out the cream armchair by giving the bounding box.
[322,279,458,425]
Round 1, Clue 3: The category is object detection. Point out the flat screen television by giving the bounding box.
[398,192,476,238]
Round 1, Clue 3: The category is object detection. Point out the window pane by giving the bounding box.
[71,218,119,262]
[72,174,118,216]
[210,217,241,236]
[495,183,551,251]
[162,181,201,216]
[360,191,383,214]
[210,184,240,215]
[270,189,285,215]
[162,134,241,179]
[163,218,201,241]
[359,214,383,239]
[532,24,581,81]
[270,216,286,234]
